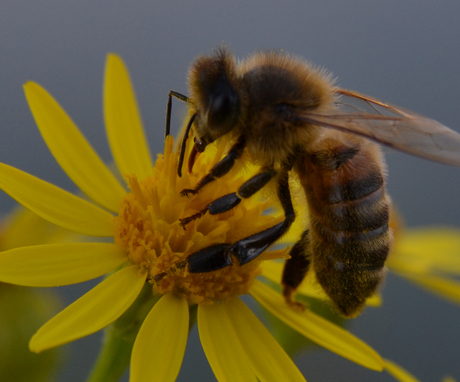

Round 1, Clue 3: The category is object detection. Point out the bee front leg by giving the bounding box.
[180,135,246,197]
[282,230,311,311]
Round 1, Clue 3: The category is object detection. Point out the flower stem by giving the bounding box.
[86,283,159,382]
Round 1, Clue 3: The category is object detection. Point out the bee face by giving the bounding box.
[188,48,242,150]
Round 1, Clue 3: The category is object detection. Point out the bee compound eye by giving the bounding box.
[207,89,240,134]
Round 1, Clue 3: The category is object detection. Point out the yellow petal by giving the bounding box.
[394,271,460,305]
[198,302,257,382]
[104,54,153,181]
[387,256,433,275]
[249,280,384,371]
[0,163,115,236]
[388,252,460,276]
[131,293,188,382]
[384,359,421,382]
[0,243,126,286]
[23,82,126,213]
[224,298,306,382]
[30,265,146,352]
[260,261,381,307]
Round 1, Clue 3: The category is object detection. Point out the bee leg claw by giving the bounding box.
[283,286,306,312]
[180,188,198,197]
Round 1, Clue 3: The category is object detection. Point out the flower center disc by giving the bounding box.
[114,136,285,305]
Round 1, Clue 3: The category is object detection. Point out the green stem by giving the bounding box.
[85,325,133,382]
[86,284,159,382]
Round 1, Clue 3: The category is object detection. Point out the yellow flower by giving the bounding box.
[0,54,384,381]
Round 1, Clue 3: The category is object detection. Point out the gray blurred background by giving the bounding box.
[1,1,459,381]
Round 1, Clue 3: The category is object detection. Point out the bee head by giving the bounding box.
[188,47,241,150]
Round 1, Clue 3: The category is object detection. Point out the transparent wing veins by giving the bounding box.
[298,89,460,167]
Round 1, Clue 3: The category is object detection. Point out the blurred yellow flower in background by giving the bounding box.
[0,207,66,382]
[388,224,460,305]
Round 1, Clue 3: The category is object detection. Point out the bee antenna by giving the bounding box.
[178,113,197,177]
[165,90,190,138]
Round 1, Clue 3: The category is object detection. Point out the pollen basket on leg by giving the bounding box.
[114,136,287,304]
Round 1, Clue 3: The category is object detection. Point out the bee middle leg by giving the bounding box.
[186,169,295,272]
[180,167,277,227]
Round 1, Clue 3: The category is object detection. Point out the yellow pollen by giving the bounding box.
[114,135,288,305]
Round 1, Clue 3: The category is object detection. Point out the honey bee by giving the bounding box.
[165,47,460,317]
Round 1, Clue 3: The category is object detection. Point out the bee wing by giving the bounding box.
[298,89,460,167]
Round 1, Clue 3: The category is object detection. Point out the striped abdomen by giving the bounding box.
[298,134,392,317]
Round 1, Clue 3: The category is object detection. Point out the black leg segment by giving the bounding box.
[188,243,233,272]
[231,170,295,265]
[180,166,277,228]
[181,135,246,197]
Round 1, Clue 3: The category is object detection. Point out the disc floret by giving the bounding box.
[114,136,285,305]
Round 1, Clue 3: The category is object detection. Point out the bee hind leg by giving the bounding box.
[282,230,311,311]
[184,169,293,273]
